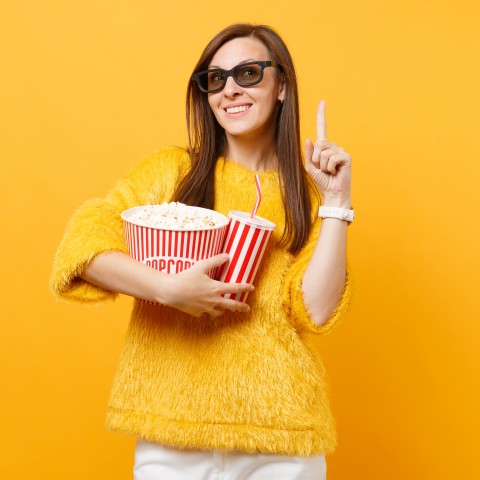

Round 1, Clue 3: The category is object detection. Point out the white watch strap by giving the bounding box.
[318,206,354,223]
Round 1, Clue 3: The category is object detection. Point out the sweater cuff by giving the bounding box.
[282,255,351,335]
[50,248,129,305]
[50,199,130,304]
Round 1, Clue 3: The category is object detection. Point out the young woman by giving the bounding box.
[51,23,353,480]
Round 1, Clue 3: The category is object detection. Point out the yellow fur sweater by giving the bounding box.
[50,146,351,456]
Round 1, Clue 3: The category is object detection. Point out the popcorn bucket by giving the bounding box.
[121,205,229,277]
[216,211,276,302]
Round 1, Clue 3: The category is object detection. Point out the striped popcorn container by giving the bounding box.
[216,211,276,302]
[121,206,229,278]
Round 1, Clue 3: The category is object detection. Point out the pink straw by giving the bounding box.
[250,174,262,219]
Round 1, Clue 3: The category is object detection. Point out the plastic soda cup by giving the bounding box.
[216,210,276,302]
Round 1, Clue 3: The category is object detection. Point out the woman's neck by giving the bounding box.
[224,132,278,172]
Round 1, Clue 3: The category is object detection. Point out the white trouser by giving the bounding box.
[134,439,327,480]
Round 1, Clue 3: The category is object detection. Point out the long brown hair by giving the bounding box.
[173,23,318,254]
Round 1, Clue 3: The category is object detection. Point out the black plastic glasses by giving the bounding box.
[192,61,280,93]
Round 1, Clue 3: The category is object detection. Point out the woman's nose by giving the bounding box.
[223,75,241,96]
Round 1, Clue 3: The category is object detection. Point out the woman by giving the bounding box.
[51,23,353,479]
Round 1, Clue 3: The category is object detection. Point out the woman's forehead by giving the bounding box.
[208,37,269,69]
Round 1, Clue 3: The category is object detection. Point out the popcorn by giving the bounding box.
[126,202,221,230]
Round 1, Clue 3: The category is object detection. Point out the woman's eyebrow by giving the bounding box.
[208,59,257,69]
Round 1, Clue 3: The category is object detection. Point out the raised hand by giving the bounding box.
[161,253,254,318]
[305,100,352,207]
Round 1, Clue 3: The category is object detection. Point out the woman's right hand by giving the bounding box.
[158,253,254,318]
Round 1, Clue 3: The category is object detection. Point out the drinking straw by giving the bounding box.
[250,174,262,219]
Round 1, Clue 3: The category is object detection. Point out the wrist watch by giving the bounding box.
[318,206,354,224]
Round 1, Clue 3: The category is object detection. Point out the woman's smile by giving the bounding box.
[224,103,252,116]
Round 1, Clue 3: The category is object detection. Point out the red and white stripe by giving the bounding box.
[123,222,227,276]
[216,217,273,302]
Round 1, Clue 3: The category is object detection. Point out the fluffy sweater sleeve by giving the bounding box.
[50,146,190,304]
[281,217,352,335]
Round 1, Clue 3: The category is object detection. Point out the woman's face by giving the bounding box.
[206,37,285,142]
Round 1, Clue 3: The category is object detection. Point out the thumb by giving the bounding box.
[195,253,229,272]
[305,138,314,171]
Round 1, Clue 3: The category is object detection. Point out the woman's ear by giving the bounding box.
[277,76,286,102]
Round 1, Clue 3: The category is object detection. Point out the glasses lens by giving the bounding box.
[202,69,224,92]
[234,64,262,85]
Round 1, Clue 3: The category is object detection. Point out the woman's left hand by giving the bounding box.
[305,100,352,207]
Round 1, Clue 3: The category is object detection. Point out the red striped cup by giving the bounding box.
[121,206,229,277]
[216,211,276,303]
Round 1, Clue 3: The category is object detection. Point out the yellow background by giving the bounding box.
[1,0,479,478]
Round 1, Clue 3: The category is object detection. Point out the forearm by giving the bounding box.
[302,197,350,326]
[80,251,167,304]
[79,251,254,317]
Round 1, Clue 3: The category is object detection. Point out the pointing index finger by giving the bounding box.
[317,99,327,141]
